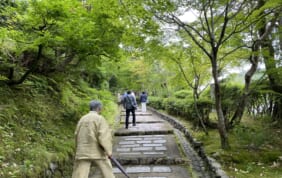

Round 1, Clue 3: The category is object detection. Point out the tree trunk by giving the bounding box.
[230,0,279,126]
[263,35,282,121]
[175,58,208,133]
[279,17,282,52]
[260,8,282,121]
[211,55,229,149]
[230,44,259,127]
[193,88,208,135]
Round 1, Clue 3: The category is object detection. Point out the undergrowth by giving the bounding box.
[0,75,118,177]
[191,116,282,178]
[159,110,282,178]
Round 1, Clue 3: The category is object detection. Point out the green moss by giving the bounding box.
[155,109,282,178]
[0,76,118,177]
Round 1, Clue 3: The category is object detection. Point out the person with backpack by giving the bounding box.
[123,90,138,129]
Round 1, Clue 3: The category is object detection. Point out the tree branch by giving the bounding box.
[7,44,43,86]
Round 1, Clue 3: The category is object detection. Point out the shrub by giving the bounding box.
[147,96,164,110]
[173,90,193,99]
[221,84,242,119]
[148,96,213,124]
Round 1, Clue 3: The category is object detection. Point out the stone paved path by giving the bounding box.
[91,108,209,178]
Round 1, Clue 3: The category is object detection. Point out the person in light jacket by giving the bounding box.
[72,100,115,178]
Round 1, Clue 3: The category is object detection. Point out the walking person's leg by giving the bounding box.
[125,109,130,129]
[72,159,92,178]
[144,102,147,112]
[94,159,115,178]
[141,102,146,112]
[131,108,136,126]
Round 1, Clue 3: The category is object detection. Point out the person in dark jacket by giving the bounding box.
[140,91,148,112]
[123,90,137,129]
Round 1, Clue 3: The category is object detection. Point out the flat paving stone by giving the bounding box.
[137,140,152,144]
[120,144,141,147]
[119,152,142,155]
[143,144,163,147]
[91,165,191,178]
[125,137,144,141]
[153,140,167,143]
[143,152,165,155]
[113,135,182,159]
[132,147,153,151]
[155,146,167,151]
[152,166,172,173]
[116,148,131,152]
[119,141,136,144]
[126,166,151,173]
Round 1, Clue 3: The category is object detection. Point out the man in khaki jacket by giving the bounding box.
[72,100,115,178]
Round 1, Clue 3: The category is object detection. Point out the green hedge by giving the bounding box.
[148,96,212,123]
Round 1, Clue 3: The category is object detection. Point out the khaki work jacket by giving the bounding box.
[74,111,113,160]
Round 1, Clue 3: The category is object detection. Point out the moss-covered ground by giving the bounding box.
[173,112,282,178]
[0,76,118,177]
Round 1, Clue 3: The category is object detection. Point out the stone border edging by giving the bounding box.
[148,107,229,178]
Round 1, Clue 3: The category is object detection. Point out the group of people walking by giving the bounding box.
[71,90,149,178]
[120,90,148,129]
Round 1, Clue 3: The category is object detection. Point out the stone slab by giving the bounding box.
[114,123,173,136]
[90,165,191,178]
[113,135,182,159]
[120,112,153,116]
[119,116,162,124]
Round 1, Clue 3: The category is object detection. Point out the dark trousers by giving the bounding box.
[125,108,136,128]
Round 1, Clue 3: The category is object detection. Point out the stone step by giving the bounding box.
[120,112,153,116]
[90,165,191,178]
[113,134,188,164]
[114,123,174,136]
[88,109,195,178]
[119,115,165,124]
[119,120,164,124]
[113,157,188,165]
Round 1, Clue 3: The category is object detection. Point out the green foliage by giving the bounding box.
[147,96,163,110]
[247,79,282,119]
[0,0,125,86]
[220,83,243,118]
[148,96,212,125]
[233,125,270,148]
[173,90,193,99]
[225,121,282,177]
[0,84,72,177]
[186,116,282,178]
[0,75,118,177]
[1,0,281,176]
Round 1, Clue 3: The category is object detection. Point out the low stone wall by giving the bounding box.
[149,107,229,178]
